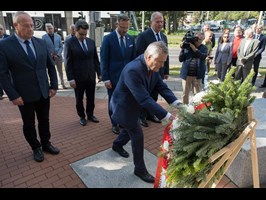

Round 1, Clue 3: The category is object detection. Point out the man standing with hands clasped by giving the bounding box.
[0,11,60,162]
[136,11,169,127]
[100,14,136,135]
[110,41,183,183]
[64,20,101,126]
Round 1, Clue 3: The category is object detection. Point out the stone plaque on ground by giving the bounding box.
[70,143,157,188]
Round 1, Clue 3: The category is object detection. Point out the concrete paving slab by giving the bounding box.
[70,142,157,188]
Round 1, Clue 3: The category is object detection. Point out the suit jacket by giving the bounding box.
[64,36,101,82]
[42,33,63,60]
[100,31,136,87]
[110,55,177,129]
[1,34,9,39]
[136,28,169,78]
[64,34,75,44]
[0,35,58,102]
[237,38,260,69]
[179,44,208,80]
[253,34,266,59]
[214,42,233,65]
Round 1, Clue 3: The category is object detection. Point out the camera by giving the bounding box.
[182,30,199,49]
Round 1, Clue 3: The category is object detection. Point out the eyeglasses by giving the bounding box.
[223,36,229,38]
[77,31,87,36]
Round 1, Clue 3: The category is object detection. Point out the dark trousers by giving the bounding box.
[74,79,96,119]
[252,56,261,86]
[18,97,51,150]
[231,57,237,67]
[113,123,147,173]
[107,87,117,127]
[0,84,4,96]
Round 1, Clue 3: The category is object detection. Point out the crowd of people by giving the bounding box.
[0,11,266,185]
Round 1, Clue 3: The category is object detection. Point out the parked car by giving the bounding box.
[210,24,220,32]
[192,25,202,31]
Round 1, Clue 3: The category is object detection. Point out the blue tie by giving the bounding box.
[81,40,88,53]
[156,33,161,41]
[24,40,36,65]
[120,36,126,57]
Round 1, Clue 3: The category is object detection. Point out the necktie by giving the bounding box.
[81,40,88,53]
[156,33,161,41]
[24,40,36,65]
[148,70,153,78]
[120,36,126,57]
[257,34,260,39]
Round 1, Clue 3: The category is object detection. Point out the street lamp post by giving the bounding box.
[87,11,96,41]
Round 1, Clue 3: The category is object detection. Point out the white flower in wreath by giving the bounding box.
[163,140,169,151]
[184,104,195,114]
[191,91,207,104]
[160,169,167,188]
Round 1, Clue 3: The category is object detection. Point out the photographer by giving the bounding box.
[179,32,208,104]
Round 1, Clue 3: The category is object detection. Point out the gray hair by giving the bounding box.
[245,28,253,36]
[70,24,75,29]
[144,41,168,58]
[45,23,53,29]
[13,11,31,24]
[150,12,163,22]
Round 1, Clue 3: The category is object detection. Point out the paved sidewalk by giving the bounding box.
[0,75,265,188]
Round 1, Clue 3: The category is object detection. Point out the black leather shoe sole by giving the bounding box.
[112,145,129,158]
[134,171,155,183]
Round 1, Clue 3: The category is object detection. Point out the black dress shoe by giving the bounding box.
[112,126,120,135]
[42,144,60,155]
[147,115,161,123]
[140,118,148,127]
[112,145,129,158]
[88,115,99,123]
[134,171,155,183]
[0,95,3,100]
[259,85,266,88]
[33,147,44,162]
[80,118,87,126]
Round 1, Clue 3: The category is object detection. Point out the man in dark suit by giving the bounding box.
[0,23,9,100]
[100,14,136,135]
[0,11,59,162]
[64,20,101,126]
[136,11,169,127]
[252,25,266,86]
[110,41,182,183]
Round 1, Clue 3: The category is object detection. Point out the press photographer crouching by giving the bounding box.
[179,31,208,104]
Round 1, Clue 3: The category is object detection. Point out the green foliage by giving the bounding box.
[165,67,256,188]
